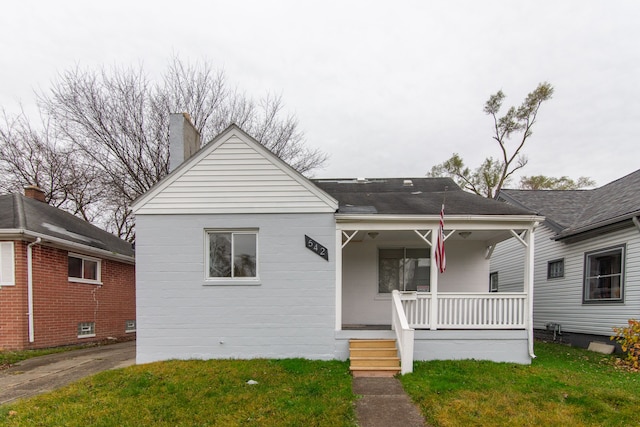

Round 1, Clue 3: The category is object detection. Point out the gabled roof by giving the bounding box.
[313,177,535,216]
[132,124,338,215]
[0,193,134,261]
[499,169,640,240]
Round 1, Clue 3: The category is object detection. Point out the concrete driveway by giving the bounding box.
[0,340,135,405]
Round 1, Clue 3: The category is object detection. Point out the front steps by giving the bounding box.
[349,339,401,377]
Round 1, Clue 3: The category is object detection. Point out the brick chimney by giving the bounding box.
[24,185,46,203]
[169,113,201,172]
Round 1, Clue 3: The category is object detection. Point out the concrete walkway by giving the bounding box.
[354,377,427,427]
[0,340,135,405]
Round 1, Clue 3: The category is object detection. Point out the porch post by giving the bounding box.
[335,228,342,331]
[525,225,536,358]
[430,227,438,330]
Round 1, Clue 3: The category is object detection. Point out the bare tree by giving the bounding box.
[0,56,327,241]
[428,82,558,198]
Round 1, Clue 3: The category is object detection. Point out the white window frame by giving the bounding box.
[0,242,16,286]
[377,247,431,294]
[204,229,259,284]
[77,322,96,338]
[583,245,625,303]
[68,253,102,285]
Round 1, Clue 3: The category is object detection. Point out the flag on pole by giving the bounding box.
[435,203,446,273]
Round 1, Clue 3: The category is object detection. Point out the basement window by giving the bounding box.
[68,253,102,284]
[125,320,136,333]
[78,322,95,338]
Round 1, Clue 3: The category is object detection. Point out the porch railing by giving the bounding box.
[391,290,414,374]
[400,292,526,329]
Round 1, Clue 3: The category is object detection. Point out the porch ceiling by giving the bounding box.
[341,229,515,244]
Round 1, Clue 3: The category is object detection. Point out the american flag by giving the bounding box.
[435,203,446,273]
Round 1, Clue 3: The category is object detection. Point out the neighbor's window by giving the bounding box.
[583,245,625,303]
[77,322,95,338]
[0,242,15,286]
[547,259,564,279]
[207,230,258,280]
[489,272,499,292]
[378,248,430,293]
[68,253,101,284]
[125,320,136,333]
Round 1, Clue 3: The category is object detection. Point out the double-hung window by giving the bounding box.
[68,253,102,284]
[378,248,430,293]
[583,245,625,303]
[206,230,258,281]
[0,242,15,286]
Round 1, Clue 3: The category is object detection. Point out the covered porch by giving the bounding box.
[334,215,540,373]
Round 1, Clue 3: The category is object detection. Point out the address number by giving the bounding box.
[305,235,328,261]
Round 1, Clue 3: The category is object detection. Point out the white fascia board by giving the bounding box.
[131,125,338,213]
[335,214,545,230]
[0,229,135,264]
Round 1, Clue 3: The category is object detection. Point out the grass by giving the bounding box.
[0,346,85,370]
[0,358,357,427]
[400,341,640,427]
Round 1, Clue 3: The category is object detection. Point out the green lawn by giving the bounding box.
[2,342,638,426]
[1,358,357,427]
[400,341,640,427]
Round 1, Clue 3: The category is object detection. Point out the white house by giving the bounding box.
[132,114,543,374]
[491,171,640,348]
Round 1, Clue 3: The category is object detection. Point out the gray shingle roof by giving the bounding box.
[0,193,134,258]
[312,177,535,216]
[499,169,640,239]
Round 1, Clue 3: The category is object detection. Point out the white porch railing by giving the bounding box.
[391,290,414,374]
[400,292,526,329]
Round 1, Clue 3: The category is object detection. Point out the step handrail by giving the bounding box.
[391,290,414,374]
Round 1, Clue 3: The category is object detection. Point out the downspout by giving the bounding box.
[27,238,41,343]
[527,223,538,359]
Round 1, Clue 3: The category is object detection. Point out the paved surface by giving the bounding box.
[354,377,427,427]
[0,341,135,405]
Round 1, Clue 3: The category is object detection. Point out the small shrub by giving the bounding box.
[611,319,640,370]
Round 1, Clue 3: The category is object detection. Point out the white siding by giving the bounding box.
[135,134,336,214]
[136,213,337,363]
[492,224,640,336]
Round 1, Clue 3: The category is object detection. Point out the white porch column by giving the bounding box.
[525,225,536,358]
[430,227,439,330]
[335,228,343,331]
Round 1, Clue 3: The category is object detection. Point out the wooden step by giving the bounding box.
[349,339,401,377]
[350,348,398,357]
[349,339,396,348]
[350,356,400,368]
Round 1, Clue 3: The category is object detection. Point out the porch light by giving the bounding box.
[367,232,379,239]
[458,231,472,239]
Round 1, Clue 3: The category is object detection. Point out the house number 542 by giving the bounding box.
[305,235,329,261]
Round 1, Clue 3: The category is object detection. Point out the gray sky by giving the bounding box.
[2,0,639,187]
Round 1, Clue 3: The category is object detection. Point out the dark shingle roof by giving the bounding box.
[499,169,640,239]
[0,193,134,258]
[312,177,535,216]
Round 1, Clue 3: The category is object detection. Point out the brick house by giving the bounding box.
[0,186,136,350]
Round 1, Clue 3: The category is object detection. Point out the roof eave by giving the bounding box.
[0,229,135,264]
[555,212,640,242]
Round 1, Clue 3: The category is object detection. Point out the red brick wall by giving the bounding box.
[0,240,135,350]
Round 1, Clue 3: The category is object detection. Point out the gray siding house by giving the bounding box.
[132,114,543,373]
[491,170,640,347]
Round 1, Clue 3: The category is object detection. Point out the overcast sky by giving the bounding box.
[2,1,638,187]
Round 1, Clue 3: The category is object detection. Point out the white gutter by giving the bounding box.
[335,214,545,223]
[0,229,134,264]
[27,237,41,343]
